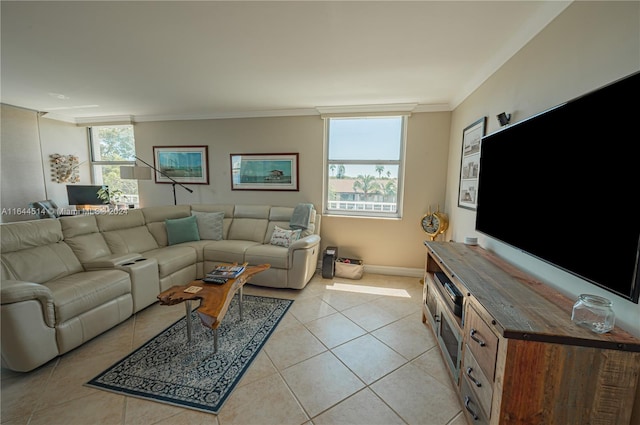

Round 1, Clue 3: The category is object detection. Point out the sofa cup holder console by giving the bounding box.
[121,258,149,266]
[116,258,160,312]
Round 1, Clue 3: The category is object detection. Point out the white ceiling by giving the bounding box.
[1,1,571,123]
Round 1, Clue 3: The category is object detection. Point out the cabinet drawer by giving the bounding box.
[465,304,499,381]
[463,345,493,416]
[461,376,489,425]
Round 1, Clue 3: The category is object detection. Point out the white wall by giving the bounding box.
[38,117,91,205]
[0,105,93,222]
[134,115,324,208]
[0,106,46,222]
[445,1,640,334]
[134,112,451,271]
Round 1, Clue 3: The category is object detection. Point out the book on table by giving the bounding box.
[206,263,247,279]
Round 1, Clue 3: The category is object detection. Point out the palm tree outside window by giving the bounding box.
[324,116,406,218]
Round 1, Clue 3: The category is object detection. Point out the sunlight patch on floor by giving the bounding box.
[325,282,411,298]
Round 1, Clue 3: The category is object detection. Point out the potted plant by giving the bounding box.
[96,186,123,206]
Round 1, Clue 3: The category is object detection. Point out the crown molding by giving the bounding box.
[413,103,451,113]
[132,108,319,122]
[316,103,418,116]
[37,103,452,124]
[75,115,134,126]
[38,111,77,124]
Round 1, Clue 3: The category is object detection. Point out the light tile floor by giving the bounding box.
[1,273,467,425]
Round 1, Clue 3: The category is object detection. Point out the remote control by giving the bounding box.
[203,277,228,284]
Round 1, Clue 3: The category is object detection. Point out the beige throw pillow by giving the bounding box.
[191,211,224,240]
[270,225,301,248]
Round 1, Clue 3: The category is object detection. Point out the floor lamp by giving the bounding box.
[120,156,193,206]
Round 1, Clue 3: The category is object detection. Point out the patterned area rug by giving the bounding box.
[86,294,292,414]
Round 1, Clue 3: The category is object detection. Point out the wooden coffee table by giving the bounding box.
[157,263,270,353]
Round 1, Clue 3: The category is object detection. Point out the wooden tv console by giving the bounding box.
[421,241,640,425]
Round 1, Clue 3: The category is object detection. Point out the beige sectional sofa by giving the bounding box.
[1,204,320,372]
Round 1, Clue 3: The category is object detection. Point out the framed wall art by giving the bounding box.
[230,153,299,191]
[458,117,486,210]
[153,146,209,184]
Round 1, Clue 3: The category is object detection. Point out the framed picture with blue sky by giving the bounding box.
[153,145,209,185]
[230,153,299,191]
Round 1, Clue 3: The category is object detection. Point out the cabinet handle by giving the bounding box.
[464,396,480,420]
[466,367,482,387]
[470,328,486,347]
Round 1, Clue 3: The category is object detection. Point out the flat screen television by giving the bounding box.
[66,185,106,206]
[475,71,640,303]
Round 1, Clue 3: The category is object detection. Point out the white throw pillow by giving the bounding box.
[270,225,301,248]
[191,211,224,240]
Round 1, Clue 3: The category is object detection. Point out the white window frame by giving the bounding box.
[323,115,408,219]
[88,125,139,206]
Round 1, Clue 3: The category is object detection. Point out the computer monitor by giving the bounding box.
[66,185,105,206]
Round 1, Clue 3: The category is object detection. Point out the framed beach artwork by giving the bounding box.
[458,117,486,210]
[230,153,299,191]
[153,146,209,184]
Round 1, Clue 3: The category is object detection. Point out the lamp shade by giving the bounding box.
[120,166,152,180]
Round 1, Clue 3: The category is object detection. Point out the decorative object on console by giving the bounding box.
[464,236,478,245]
[571,294,615,334]
[230,153,299,191]
[50,153,80,183]
[496,112,511,126]
[457,117,486,210]
[421,205,449,241]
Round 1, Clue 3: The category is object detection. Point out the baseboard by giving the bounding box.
[364,264,423,278]
[316,262,423,278]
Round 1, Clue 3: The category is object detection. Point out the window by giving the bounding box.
[89,125,140,207]
[324,116,406,218]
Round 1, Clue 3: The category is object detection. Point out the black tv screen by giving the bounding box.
[476,71,640,303]
[66,185,105,206]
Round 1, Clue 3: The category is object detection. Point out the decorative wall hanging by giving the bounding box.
[50,153,80,183]
[458,117,486,210]
[230,153,299,191]
[153,146,209,184]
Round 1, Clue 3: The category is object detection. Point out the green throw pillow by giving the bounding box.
[165,215,200,245]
